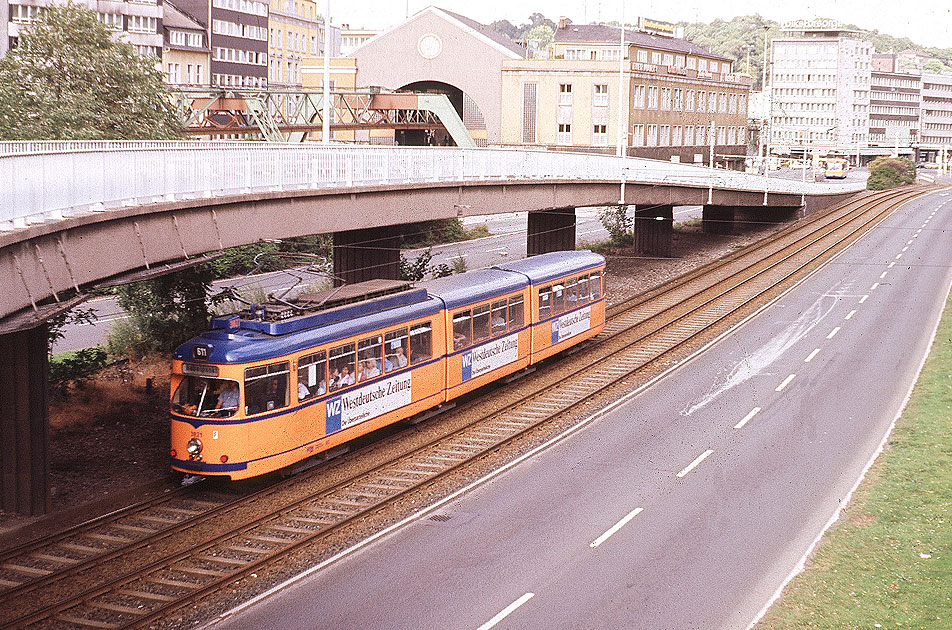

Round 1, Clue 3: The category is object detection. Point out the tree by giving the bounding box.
[0,2,180,140]
[490,19,520,41]
[866,157,916,190]
[525,24,555,55]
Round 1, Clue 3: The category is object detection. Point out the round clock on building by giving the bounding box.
[418,34,443,59]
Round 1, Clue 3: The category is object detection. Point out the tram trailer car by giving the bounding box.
[170,250,605,479]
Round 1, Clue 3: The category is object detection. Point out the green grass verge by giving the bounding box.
[757,292,952,628]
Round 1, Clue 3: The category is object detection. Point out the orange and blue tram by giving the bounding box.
[170,250,606,479]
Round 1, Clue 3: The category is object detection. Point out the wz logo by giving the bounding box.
[325,397,343,433]
[461,351,473,381]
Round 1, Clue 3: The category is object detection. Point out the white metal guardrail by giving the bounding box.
[0,142,865,231]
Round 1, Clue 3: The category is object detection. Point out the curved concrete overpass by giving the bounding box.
[1,142,864,327]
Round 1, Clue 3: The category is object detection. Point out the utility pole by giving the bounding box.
[322,0,331,144]
[758,25,770,167]
[615,1,626,158]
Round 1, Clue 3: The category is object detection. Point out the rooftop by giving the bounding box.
[554,23,729,62]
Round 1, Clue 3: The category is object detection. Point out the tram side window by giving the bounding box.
[297,351,327,402]
[577,275,590,305]
[453,309,472,349]
[328,343,356,391]
[357,335,383,382]
[539,287,552,320]
[384,327,409,371]
[552,284,566,315]
[472,304,491,342]
[491,300,508,336]
[565,278,578,308]
[245,361,290,415]
[409,322,432,364]
[509,295,524,328]
[591,272,602,299]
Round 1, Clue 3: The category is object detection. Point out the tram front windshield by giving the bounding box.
[172,376,240,418]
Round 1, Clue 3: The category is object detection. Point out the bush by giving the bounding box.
[49,347,108,397]
[866,156,916,190]
[598,205,633,246]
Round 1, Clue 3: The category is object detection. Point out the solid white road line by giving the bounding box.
[845,310,856,320]
[677,450,714,478]
[859,295,869,304]
[734,407,762,430]
[804,348,821,363]
[827,327,841,339]
[591,507,645,548]
[776,374,796,392]
[478,593,535,630]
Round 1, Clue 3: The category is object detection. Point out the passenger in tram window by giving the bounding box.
[338,365,355,388]
[362,359,380,380]
[263,377,286,411]
[391,345,408,368]
[215,381,240,413]
[453,310,472,349]
[551,284,566,314]
[577,276,590,304]
[565,279,578,307]
[410,322,432,363]
[328,367,341,392]
[298,380,310,400]
[491,299,508,336]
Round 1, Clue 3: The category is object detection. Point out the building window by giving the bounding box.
[647,86,659,109]
[632,124,644,146]
[660,87,671,110]
[662,53,674,66]
[128,15,157,34]
[686,90,695,112]
[660,125,671,146]
[593,124,608,146]
[637,49,648,63]
[717,126,726,144]
[11,4,43,23]
[686,56,697,70]
[697,91,707,113]
[99,12,123,31]
[646,124,658,146]
[557,123,572,145]
[651,51,662,65]
[188,32,203,47]
[673,125,683,146]
[698,58,708,72]
[634,85,645,109]
[729,93,737,114]
[559,84,573,106]
[593,84,609,107]
[673,88,683,111]
[685,125,695,146]
[718,93,727,113]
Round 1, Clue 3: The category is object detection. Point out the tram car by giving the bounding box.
[170,250,606,479]
[823,157,848,179]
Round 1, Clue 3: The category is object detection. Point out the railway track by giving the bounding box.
[0,187,933,629]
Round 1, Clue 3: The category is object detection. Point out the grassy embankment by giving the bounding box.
[757,292,952,628]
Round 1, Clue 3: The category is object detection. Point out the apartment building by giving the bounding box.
[175,0,268,88]
[268,0,338,89]
[338,23,375,55]
[163,1,210,86]
[769,20,872,156]
[5,0,163,57]
[501,20,750,165]
[868,69,919,155]
[919,71,952,162]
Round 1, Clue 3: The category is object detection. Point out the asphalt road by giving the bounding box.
[209,188,952,629]
[50,206,702,353]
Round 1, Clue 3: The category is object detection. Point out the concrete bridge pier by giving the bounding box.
[702,205,737,235]
[0,325,50,515]
[634,205,673,257]
[527,208,576,256]
[333,226,402,286]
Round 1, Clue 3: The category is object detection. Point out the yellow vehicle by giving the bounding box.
[824,158,848,179]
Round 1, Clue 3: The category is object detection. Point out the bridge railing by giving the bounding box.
[1,142,865,231]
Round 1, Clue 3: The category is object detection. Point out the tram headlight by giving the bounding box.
[187,438,203,459]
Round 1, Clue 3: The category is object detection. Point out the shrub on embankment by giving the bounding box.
[866,156,916,190]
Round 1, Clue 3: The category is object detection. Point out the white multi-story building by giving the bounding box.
[919,71,952,162]
[5,0,164,57]
[769,19,872,157]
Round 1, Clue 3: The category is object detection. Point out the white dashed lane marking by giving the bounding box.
[590,507,645,548]
[677,450,714,478]
[734,407,761,430]
[478,593,535,630]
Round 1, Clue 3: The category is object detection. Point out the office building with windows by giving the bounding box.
[5,0,163,57]
[176,0,268,88]
[163,1,210,86]
[268,0,338,89]
[500,20,750,166]
[768,20,872,158]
